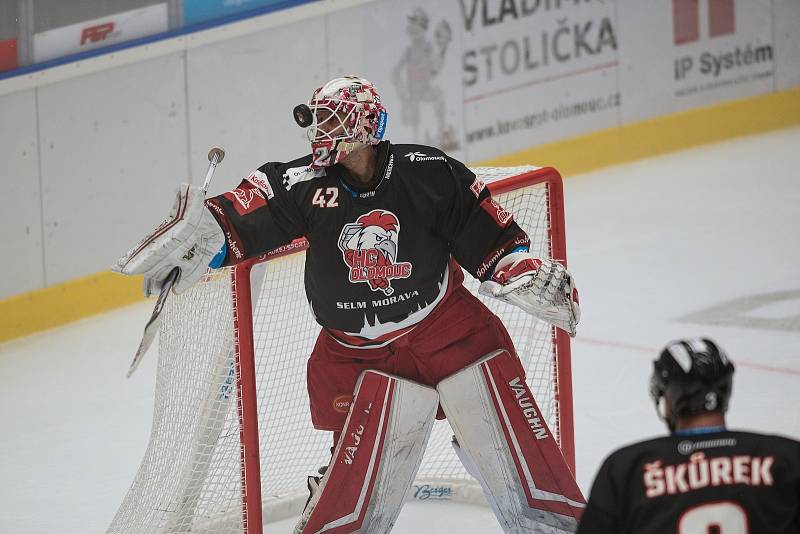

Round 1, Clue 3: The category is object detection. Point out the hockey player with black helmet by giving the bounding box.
[650,338,734,433]
[577,338,800,533]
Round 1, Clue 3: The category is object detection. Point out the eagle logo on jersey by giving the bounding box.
[338,210,413,296]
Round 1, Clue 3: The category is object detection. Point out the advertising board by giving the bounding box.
[184,0,302,26]
[362,0,620,162]
[618,0,775,123]
[33,3,168,63]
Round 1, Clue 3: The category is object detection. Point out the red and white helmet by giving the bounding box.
[293,76,388,168]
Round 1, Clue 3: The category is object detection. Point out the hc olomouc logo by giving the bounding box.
[403,152,446,162]
[337,209,413,296]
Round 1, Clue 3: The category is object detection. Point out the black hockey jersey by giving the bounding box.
[206,142,529,347]
[576,429,800,533]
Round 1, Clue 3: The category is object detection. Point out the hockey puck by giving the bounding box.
[293,104,313,128]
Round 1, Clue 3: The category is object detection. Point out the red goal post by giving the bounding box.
[108,165,575,534]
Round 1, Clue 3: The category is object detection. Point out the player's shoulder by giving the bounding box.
[724,429,800,453]
[389,143,451,166]
[605,430,800,464]
[388,142,473,185]
[256,153,312,178]
[588,434,670,478]
[582,435,673,493]
[255,153,330,194]
[604,434,677,463]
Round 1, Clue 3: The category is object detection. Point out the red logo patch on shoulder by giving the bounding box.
[224,182,266,216]
[480,198,513,227]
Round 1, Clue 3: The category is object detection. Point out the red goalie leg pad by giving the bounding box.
[297,370,438,534]
[438,350,585,531]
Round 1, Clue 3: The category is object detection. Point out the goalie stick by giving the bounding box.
[126,146,226,378]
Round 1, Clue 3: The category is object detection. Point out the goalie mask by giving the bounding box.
[649,338,734,432]
[293,76,388,169]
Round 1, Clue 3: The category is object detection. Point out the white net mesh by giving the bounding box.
[108,166,567,533]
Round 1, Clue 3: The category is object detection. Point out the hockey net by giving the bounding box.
[108,166,574,534]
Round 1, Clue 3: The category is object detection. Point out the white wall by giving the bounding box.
[775,0,800,91]
[0,0,797,299]
[37,52,189,286]
[0,90,42,297]
[185,14,328,196]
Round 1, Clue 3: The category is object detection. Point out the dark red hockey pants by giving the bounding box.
[307,285,525,431]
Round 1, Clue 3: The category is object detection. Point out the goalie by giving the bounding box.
[114,76,584,533]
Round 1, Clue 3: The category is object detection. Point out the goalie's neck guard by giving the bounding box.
[330,142,392,199]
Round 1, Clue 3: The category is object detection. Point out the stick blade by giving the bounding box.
[127,325,159,378]
[127,267,179,378]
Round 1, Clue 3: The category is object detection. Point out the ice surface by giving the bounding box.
[1,127,798,533]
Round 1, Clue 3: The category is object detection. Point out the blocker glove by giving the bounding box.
[113,184,225,296]
[479,252,580,337]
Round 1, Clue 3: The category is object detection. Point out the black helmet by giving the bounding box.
[650,338,734,431]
